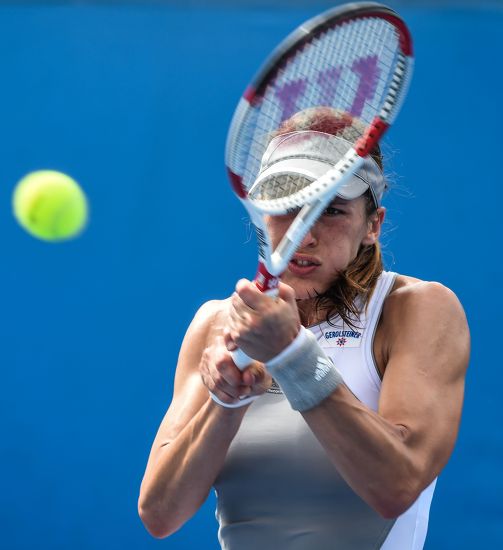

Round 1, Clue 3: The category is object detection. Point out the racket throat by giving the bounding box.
[255,262,281,294]
[355,118,389,156]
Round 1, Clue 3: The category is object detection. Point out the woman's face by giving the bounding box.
[266,196,385,300]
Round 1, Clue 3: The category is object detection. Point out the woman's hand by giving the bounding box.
[226,279,301,363]
[199,335,272,405]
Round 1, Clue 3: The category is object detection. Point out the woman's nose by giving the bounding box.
[299,227,317,248]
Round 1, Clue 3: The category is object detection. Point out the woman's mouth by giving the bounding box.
[288,256,320,276]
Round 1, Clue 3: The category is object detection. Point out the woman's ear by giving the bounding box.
[362,207,385,246]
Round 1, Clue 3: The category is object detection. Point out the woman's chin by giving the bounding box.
[291,284,326,301]
[280,272,331,300]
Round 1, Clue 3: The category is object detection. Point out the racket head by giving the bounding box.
[225,2,413,210]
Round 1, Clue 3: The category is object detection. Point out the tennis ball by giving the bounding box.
[12,170,88,242]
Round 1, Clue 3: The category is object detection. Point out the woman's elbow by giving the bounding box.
[371,483,423,519]
[374,497,413,520]
[138,498,181,539]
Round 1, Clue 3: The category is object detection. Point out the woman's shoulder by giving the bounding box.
[174,298,231,381]
[383,273,467,329]
[388,274,461,303]
[187,298,231,345]
[375,273,469,376]
[193,298,230,323]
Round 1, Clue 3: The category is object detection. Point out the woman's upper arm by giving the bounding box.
[378,281,470,484]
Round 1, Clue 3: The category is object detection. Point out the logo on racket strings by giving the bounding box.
[272,55,380,122]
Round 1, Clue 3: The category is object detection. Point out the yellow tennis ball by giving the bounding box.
[12,170,88,242]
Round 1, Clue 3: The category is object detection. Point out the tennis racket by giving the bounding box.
[225,2,413,369]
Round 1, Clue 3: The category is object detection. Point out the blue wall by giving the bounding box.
[0,3,501,548]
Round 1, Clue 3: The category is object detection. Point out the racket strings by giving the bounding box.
[249,173,312,201]
[248,130,352,203]
[228,16,406,199]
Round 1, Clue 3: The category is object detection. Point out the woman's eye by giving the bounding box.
[324,206,342,216]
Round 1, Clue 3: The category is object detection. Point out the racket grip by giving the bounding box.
[230,263,280,371]
[231,348,254,371]
[230,286,277,370]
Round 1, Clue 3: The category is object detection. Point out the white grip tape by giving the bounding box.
[209,391,259,408]
[231,348,254,371]
[266,326,343,412]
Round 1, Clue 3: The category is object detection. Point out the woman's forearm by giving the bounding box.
[302,385,425,519]
[138,398,247,538]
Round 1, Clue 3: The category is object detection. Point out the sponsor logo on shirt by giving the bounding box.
[322,328,363,348]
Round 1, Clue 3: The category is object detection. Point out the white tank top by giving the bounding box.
[214,271,436,549]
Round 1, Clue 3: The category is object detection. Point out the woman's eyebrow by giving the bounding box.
[329,198,350,206]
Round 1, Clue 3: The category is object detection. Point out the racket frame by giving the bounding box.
[225,2,414,368]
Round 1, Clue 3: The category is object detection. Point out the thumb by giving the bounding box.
[244,362,271,391]
[241,365,256,386]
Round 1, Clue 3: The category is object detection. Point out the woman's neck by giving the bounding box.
[297,298,324,327]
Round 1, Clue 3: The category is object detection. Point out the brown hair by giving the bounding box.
[275,107,384,328]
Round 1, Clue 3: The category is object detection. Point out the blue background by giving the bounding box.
[1,1,501,548]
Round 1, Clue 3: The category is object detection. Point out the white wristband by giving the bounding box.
[266,326,309,369]
[209,391,259,409]
[266,326,343,412]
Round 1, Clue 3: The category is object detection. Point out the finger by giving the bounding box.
[207,367,244,400]
[216,358,244,389]
[226,309,249,346]
[243,363,272,393]
[235,278,266,310]
[229,296,251,324]
[211,338,245,388]
[223,329,238,351]
[200,345,247,401]
[277,281,297,306]
[241,367,256,387]
[200,367,238,399]
[210,385,243,404]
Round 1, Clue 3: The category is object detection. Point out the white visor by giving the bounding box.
[253,131,385,206]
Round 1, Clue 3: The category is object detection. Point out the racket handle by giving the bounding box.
[230,263,280,370]
[230,287,279,370]
[231,348,254,371]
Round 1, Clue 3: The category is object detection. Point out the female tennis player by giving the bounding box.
[138,107,470,549]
